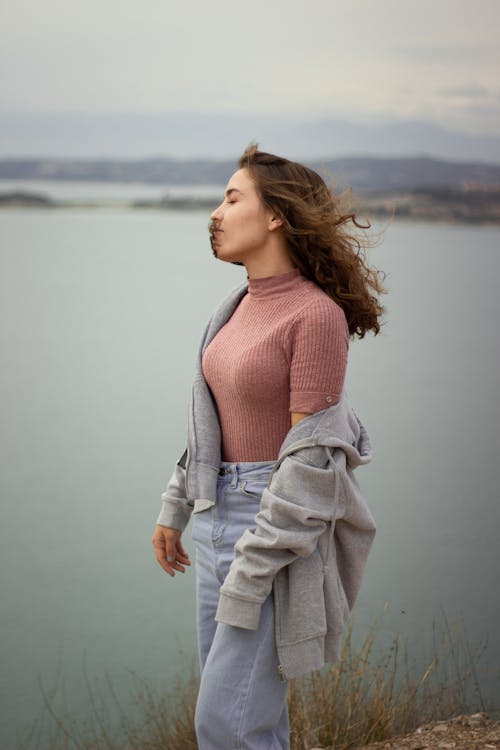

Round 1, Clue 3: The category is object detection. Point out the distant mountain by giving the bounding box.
[1,111,500,164]
[319,157,500,191]
[1,155,499,192]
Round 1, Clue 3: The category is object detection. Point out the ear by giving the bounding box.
[268,214,283,231]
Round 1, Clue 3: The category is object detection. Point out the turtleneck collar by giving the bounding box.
[246,268,307,298]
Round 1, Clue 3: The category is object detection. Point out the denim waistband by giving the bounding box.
[218,460,275,480]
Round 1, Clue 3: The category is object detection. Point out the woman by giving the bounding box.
[152,144,385,750]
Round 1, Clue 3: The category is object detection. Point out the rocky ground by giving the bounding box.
[309,713,500,750]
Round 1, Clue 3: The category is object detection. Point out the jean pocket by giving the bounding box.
[239,478,269,500]
[191,507,212,543]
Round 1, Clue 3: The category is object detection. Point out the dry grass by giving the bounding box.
[20,608,491,750]
[287,607,488,749]
[23,658,200,750]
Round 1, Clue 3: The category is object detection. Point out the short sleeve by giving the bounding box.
[289,297,349,413]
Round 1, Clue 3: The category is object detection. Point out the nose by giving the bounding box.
[210,202,223,221]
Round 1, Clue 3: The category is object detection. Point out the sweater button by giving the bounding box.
[326,396,333,403]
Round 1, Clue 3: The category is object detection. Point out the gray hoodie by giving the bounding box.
[156,280,377,681]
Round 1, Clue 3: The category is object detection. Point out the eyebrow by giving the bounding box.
[224,188,243,198]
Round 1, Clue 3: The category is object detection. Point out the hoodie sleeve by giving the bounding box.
[215,445,338,630]
[155,449,193,531]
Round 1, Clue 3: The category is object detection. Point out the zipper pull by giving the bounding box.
[277,664,287,683]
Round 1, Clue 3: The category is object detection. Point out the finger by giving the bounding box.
[152,539,175,576]
[165,539,177,565]
[165,543,190,574]
[172,560,187,573]
[175,540,191,564]
[165,540,188,574]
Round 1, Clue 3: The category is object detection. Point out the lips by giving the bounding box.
[209,222,223,257]
[209,221,223,246]
[209,219,221,231]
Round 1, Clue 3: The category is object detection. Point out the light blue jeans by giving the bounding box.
[191,460,290,750]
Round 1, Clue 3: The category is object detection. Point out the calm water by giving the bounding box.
[1,199,499,745]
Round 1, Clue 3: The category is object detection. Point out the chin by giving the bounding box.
[212,246,245,267]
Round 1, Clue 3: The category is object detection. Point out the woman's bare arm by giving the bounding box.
[291,412,311,426]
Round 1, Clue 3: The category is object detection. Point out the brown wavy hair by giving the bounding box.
[238,144,387,338]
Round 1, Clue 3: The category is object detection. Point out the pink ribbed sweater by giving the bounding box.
[202,268,349,461]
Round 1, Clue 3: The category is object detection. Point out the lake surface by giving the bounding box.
[1,195,499,745]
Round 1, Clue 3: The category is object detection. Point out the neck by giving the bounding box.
[244,250,295,280]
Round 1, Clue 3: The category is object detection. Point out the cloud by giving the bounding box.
[439,85,489,99]
[394,44,499,64]
[461,102,500,117]
[1,0,499,139]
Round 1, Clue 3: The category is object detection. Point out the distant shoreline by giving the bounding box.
[1,188,499,225]
[1,154,500,193]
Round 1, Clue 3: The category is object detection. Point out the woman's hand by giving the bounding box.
[152,525,191,577]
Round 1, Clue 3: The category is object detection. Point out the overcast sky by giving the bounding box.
[1,0,499,139]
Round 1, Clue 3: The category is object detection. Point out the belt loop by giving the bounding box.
[230,463,238,488]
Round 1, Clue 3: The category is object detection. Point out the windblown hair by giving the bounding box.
[238,144,387,338]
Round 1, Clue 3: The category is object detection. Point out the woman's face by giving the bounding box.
[209,168,276,264]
